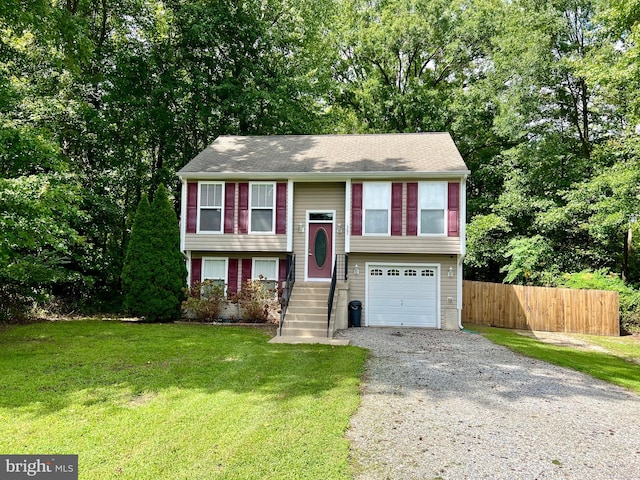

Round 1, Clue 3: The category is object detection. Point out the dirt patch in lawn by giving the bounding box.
[513,329,640,364]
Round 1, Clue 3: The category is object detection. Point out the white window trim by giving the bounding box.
[201,257,229,293]
[251,257,279,282]
[363,181,391,236]
[197,181,224,234]
[249,181,276,234]
[418,181,448,237]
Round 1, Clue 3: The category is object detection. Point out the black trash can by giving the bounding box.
[349,300,362,327]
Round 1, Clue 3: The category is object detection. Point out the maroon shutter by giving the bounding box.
[238,183,249,234]
[276,182,287,234]
[448,182,460,237]
[352,183,363,236]
[190,258,202,287]
[391,183,403,236]
[224,183,235,234]
[227,259,238,295]
[241,258,252,286]
[187,182,198,233]
[406,182,418,236]
[278,258,287,291]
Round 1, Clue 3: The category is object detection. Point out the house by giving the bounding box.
[177,133,469,339]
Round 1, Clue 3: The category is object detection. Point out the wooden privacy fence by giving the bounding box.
[462,281,620,336]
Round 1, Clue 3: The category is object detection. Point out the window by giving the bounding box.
[387,269,400,276]
[419,182,446,235]
[250,183,275,233]
[370,268,383,276]
[253,258,278,291]
[404,269,417,276]
[421,269,435,277]
[199,182,223,233]
[202,258,227,287]
[364,182,390,235]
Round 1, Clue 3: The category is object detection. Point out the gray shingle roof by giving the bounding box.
[177,133,469,177]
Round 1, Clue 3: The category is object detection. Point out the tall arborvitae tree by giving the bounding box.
[121,193,155,318]
[148,184,188,320]
[121,186,186,321]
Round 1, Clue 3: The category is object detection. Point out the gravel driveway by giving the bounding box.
[339,328,640,480]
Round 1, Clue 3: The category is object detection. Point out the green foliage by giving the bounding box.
[0,173,86,322]
[181,280,226,322]
[3,0,640,314]
[121,185,186,321]
[502,235,558,285]
[465,213,510,280]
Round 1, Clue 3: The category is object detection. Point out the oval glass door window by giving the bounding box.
[314,229,327,267]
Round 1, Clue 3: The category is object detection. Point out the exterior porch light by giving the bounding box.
[298,223,305,233]
[353,264,359,275]
[448,266,454,277]
[337,223,343,234]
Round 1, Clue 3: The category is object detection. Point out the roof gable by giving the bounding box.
[178,133,469,177]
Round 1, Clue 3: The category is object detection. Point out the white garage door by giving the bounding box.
[367,264,439,327]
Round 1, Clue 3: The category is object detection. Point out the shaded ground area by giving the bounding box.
[340,328,640,480]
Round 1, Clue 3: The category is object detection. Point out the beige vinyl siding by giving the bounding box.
[185,233,287,252]
[349,236,460,254]
[347,253,459,328]
[292,182,346,281]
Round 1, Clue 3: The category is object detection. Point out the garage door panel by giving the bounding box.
[367,264,439,328]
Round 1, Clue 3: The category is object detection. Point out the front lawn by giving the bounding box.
[468,324,640,395]
[0,321,367,479]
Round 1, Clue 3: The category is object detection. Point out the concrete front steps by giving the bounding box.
[269,282,349,346]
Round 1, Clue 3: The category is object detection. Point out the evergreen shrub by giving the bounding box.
[121,185,187,321]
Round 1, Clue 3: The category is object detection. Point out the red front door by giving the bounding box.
[308,222,333,279]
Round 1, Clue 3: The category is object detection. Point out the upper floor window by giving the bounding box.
[250,183,275,233]
[198,182,223,233]
[419,182,446,235]
[363,182,390,235]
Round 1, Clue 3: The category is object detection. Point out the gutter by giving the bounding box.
[177,170,471,182]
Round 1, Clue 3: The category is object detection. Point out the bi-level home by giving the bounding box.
[177,133,469,339]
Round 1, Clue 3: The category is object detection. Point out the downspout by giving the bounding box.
[458,254,465,330]
[179,177,187,254]
[345,179,351,254]
[179,177,190,286]
[458,175,467,330]
[286,179,294,253]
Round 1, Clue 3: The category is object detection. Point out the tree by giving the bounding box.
[121,185,186,321]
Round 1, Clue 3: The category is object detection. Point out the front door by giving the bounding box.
[307,220,333,279]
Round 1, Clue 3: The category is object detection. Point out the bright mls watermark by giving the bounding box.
[0,455,77,479]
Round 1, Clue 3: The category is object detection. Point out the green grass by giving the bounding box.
[574,334,640,362]
[467,324,640,395]
[0,321,367,479]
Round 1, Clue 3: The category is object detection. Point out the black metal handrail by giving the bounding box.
[327,254,348,337]
[279,254,295,336]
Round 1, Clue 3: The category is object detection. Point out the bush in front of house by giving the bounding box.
[122,185,187,321]
[182,280,226,321]
[556,269,640,333]
[238,278,278,323]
